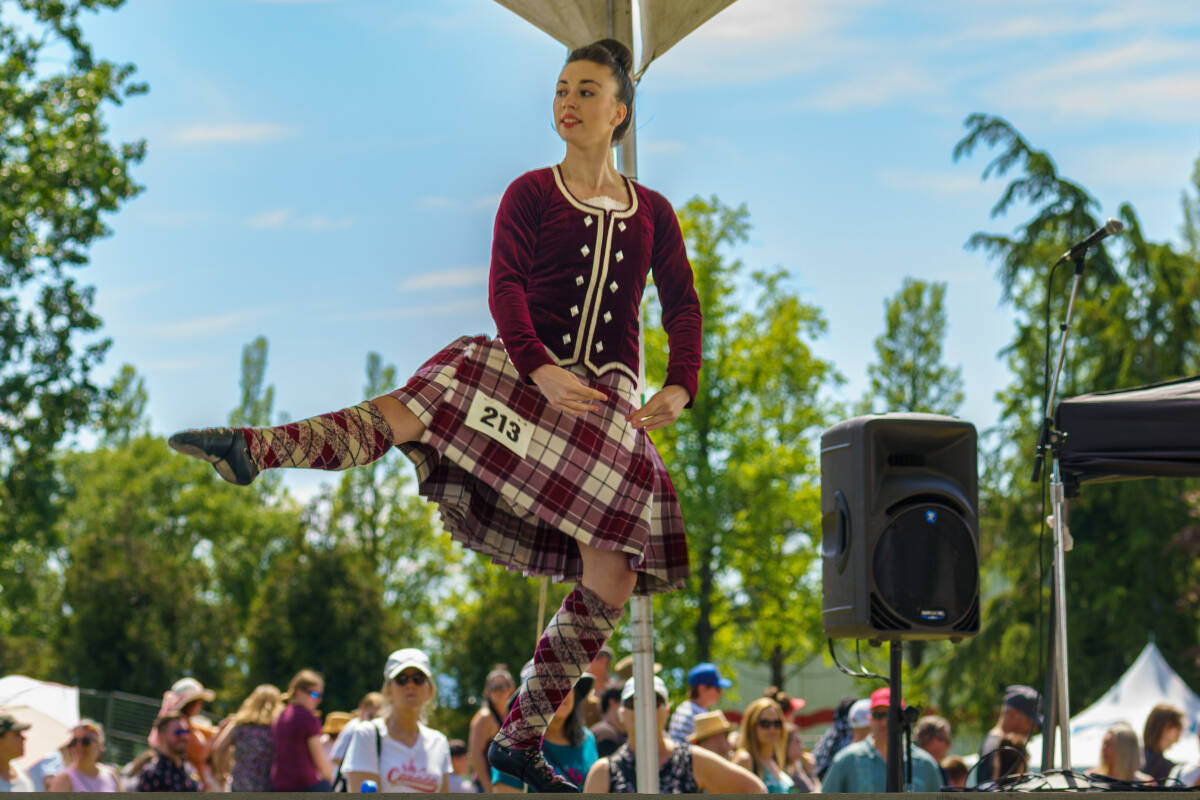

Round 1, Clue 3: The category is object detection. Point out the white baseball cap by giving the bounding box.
[384,648,432,682]
[848,698,872,728]
[620,675,669,705]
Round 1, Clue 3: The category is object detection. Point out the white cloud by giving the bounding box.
[298,215,353,231]
[152,309,266,338]
[811,67,942,111]
[474,194,503,210]
[333,298,485,321]
[140,357,220,372]
[99,282,167,306]
[418,195,458,210]
[248,209,290,229]
[139,209,215,226]
[878,168,983,196]
[397,267,488,292]
[170,123,292,145]
[1072,144,1199,189]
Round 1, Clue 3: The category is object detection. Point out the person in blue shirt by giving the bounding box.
[821,687,942,793]
[492,673,597,792]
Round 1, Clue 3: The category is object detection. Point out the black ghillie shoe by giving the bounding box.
[487,740,579,793]
[168,428,259,486]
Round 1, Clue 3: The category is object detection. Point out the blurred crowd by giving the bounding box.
[3,650,1199,793]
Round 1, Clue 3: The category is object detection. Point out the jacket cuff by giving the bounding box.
[664,368,698,409]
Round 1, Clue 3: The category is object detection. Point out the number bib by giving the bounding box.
[464,392,533,459]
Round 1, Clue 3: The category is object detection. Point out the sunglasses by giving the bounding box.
[173,727,191,737]
[393,672,428,687]
[871,709,889,720]
[621,697,666,710]
[757,718,783,729]
[308,690,322,700]
[69,736,98,748]
[486,683,512,692]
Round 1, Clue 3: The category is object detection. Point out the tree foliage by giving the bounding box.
[643,196,839,687]
[913,115,1200,733]
[0,0,145,660]
[862,278,963,416]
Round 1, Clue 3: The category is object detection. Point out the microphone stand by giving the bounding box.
[1032,250,1085,773]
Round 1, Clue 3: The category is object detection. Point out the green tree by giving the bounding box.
[243,540,391,713]
[98,364,149,447]
[861,278,963,416]
[230,336,278,428]
[1181,156,1200,258]
[914,115,1200,733]
[0,0,146,671]
[643,196,838,687]
[54,434,303,694]
[310,352,458,647]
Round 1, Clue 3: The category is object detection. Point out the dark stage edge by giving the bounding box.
[85,794,1200,798]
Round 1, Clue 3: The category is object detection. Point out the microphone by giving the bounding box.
[1054,218,1123,266]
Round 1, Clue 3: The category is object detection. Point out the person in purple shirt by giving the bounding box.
[169,36,702,795]
[272,670,334,791]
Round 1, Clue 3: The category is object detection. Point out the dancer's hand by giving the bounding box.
[627,385,690,431]
[531,364,607,416]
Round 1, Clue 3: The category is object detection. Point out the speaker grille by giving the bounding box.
[872,503,978,629]
[869,592,912,631]
[954,595,980,633]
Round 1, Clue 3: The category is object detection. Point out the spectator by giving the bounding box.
[1142,703,1184,782]
[583,676,765,793]
[466,666,514,793]
[812,696,857,779]
[159,678,219,791]
[272,669,334,791]
[975,685,1040,785]
[493,671,597,792]
[446,739,476,793]
[613,655,662,683]
[136,712,200,792]
[784,725,820,792]
[848,699,871,742]
[688,711,736,760]
[210,683,281,792]
[580,646,615,726]
[820,687,941,793]
[667,662,732,743]
[590,686,628,758]
[989,732,1029,785]
[330,692,386,768]
[321,712,352,762]
[734,697,794,792]
[914,715,951,785]
[941,755,968,788]
[26,748,66,792]
[343,648,452,793]
[763,686,804,724]
[0,715,33,792]
[47,720,119,792]
[1088,722,1150,783]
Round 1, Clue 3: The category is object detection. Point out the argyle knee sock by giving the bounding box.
[243,400,394,471]
[494,584,624,749]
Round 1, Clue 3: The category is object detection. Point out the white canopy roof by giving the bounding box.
[493,0,736,74]
[1029,642,1200,769]
[0,675,79,729]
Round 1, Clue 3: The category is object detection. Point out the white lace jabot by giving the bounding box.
[583,195,629,211]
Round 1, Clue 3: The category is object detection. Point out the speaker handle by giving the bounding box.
[822,490,852,573]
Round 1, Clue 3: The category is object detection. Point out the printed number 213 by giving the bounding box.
[480,405,521,443]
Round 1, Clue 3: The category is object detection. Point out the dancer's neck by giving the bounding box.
[559,146,621,194]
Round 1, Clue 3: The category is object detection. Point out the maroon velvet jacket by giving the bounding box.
[488,166,702,403]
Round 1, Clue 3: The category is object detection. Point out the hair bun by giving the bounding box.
[594,38,633,75]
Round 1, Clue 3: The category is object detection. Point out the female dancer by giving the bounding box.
[169,37,700,793]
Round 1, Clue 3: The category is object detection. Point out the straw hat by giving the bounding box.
[322,711,353,736]
[687,710,737,743]
[169,678,215,710]
[613,655,662,682]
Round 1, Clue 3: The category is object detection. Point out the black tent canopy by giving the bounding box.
[1055,375,1200,487]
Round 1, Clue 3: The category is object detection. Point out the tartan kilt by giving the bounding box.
[389,335,689,595]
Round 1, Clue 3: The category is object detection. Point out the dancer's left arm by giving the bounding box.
[628,193,702,430]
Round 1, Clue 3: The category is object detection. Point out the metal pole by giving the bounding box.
[886,642,902,793]
[1050,458,1072,770]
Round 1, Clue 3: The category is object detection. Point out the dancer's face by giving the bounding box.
[554,60,626,149]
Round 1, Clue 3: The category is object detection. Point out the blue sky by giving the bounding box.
[76,0,1200,499]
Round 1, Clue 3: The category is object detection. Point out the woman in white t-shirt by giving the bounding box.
[343,649,451,793]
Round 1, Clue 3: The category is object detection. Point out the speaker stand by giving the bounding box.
[886,641,903,792]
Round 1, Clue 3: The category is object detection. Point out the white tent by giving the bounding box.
[0,675,80,770]
[1029,642,1200,769]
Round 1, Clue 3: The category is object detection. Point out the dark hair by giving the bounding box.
[565,38,635,143]
[1143,703,1184,754]
[154,711,185,733]
[942,755,968,783]
[448,739,468,758]
[914,715,951,748]
[600,686,623,713]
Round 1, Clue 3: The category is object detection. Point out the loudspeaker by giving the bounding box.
[821,413,980,642]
